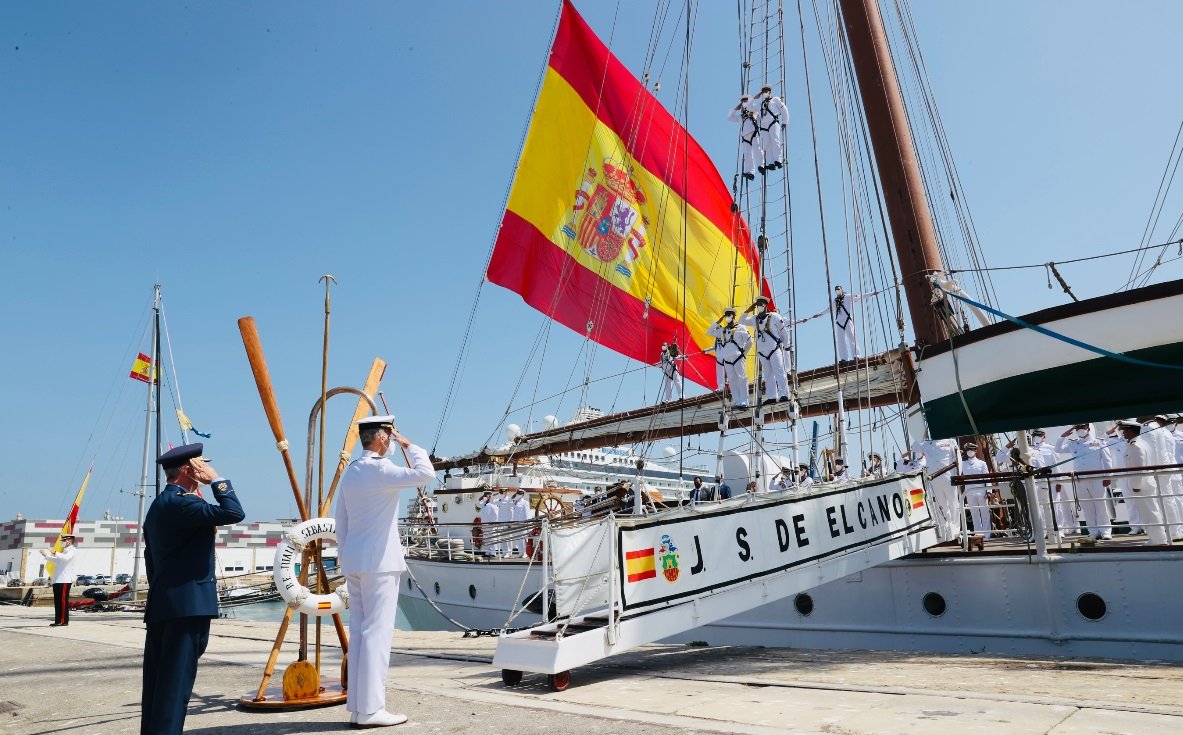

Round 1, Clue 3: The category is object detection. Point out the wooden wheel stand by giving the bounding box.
[236,308,388,711]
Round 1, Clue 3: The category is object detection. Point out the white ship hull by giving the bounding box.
[401,546,1183,661]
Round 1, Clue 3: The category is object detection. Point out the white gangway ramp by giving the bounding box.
[493,472,942,689]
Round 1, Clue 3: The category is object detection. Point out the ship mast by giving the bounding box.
[838,0,946,350]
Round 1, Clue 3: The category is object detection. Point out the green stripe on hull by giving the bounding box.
[922,341,1183,438]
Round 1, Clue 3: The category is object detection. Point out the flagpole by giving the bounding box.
[154,286,163,498]
[131,284,160,602]
[160,301,189,445]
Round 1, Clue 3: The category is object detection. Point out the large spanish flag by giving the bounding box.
[487,1,766,389]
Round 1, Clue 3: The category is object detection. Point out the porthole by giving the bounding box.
[1077,592,1107,621]
[793,593,814,617]
[433,581,440,596]
[922,592,946,617]
[469,584,477,600]
[442,502,450,513]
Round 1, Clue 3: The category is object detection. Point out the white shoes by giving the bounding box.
[351,710,408,729]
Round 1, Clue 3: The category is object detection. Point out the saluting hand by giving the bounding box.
[390,430,412,450]
[188,458,219,485]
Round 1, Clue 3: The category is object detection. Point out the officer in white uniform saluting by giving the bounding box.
[959,442,991,539]
[706,307,752,409]
[913,436,959,541]
[1138,414,1183,540]
[494,489,515,557]
[335,416,436,729]
[477,490,499,556]
[1056,424,1115,539]
[740,296,791,405]
[510,490,530,557]
[728,95,760,180]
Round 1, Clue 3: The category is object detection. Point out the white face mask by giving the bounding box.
[966,450,976,458]
[1032,436,1043,446]
[1077,429,1090,438]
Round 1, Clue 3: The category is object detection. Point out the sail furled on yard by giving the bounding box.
[487,0,766,389]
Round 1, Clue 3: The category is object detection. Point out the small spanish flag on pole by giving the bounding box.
[129,352,156,384]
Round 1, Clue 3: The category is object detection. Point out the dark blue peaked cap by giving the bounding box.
[157,443,204,469]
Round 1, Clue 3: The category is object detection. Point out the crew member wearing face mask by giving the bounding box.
[740,296,791,404]
[706,307,752,409]
[795,464,814,487]
[864,453,885,479]
[335,415,436,729]
[1056,424,1114,539]
[1027,429,1061,538]
[747,83,790,173]
[832,457,850,481]
[728,95,760,181]
[1138,415,1183,541]
[960,442,991,540]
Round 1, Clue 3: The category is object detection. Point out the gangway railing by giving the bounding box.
[492,472,940,690]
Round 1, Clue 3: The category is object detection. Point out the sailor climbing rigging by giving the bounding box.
[657,342,683,404]
[750,83,789,173]
[728,95,760,181]
[740,296,791,404]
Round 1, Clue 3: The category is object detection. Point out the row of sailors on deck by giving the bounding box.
[660,288,869,407]
[476,489,531,557]
[910,416,1183,547]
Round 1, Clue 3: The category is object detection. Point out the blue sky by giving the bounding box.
[2,1,1182,523]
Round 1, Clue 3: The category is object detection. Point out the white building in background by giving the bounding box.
[0,516,293,584]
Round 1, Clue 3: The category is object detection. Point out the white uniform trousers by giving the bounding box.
[758,123,784,168]
[1161,475,1183,540]
[1051,484,1080,534]
[1128,486,1169,545]
[345,571,401,716]
[721,359,749,406]
[834,320,860,361]
[757,346,789,401]
[1121,480,1144,531]
[1075,478,1111,537]
[659,371,681,403]
[965,489,991,539]
[928,475,960,541]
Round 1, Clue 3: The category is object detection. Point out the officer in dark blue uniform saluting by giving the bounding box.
[141,443,244,734]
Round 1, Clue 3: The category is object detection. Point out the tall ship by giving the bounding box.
[393,0,1183,681]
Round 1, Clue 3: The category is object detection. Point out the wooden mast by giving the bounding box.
[837,0,946,350]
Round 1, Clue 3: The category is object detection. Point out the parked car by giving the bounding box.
[76,575,95,586]
[5,578,24,587]
[114,573,131,585]
[31,577,50,586]
[93,574,111,585]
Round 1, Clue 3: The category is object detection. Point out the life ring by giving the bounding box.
[273,517,348,617]
[471,517,483,550]
[525,526,542,560]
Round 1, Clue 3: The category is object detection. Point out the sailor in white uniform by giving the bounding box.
[657,342,683,403]
[794,463,815,488]
[914,436,960,541]
[1117,419,1170,545]
[510,490,530,557]
[960,442,991,539]
[477,491,499,555]
[1139,415,1183,540]
[1105,424,1143,533]
[864,452,886,479]
[749,83,789,173]
[494,489,516,557]
[831,457,851,482]
[706,308,752,409]
[769,468,791,493]
[895,450,925,474]
[1025,429,1064,537]
[728,95,760,180]
[740,296,791,404]
[335,415,436,728]
[1055,424,1115,539]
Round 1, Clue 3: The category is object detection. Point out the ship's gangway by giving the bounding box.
[492,472,942,690]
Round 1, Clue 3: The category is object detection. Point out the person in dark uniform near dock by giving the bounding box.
[140,443,244,735]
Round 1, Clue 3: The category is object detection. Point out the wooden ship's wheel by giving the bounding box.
[535,493,565,518]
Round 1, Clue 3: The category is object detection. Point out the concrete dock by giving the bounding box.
[1,606,1181,734]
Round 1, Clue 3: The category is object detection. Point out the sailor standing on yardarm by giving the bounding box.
[739,296,791,404]
[334,415,436,729]
[706,307,752,409]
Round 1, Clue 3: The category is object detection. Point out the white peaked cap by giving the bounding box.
[357,415,396,429]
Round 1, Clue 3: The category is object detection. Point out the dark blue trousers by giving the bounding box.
[141,616,211,735]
